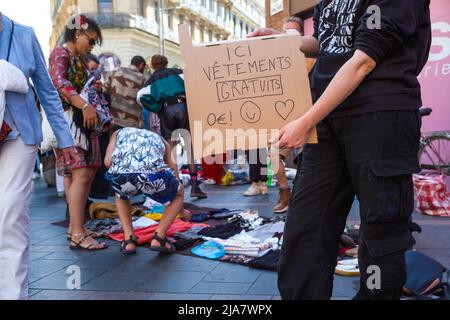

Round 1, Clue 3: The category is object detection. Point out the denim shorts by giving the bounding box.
[106,167,181,203]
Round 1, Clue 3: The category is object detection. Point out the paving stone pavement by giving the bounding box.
[27,178,450,300]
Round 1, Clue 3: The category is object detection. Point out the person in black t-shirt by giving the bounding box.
[248,0,431,300]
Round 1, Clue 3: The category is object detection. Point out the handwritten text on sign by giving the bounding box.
[202,45,292,103]
[179,23,317,157]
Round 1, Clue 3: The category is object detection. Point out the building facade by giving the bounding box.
[50,0,265,68]
[265,0,318,32]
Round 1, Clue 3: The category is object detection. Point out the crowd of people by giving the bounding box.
[0,0,432,301]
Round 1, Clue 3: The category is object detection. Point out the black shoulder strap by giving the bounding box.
[6,20,14,61]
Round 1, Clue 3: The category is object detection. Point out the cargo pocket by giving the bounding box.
[362,233,416,294]
[367,154,421,224]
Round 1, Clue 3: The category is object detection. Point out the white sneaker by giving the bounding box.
[204,178,216,185]
[244,184,261,196]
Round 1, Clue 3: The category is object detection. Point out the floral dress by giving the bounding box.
[106,128,180,203]
[49,46,102,176]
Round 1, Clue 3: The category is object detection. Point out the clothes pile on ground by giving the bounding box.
[88,202,146,220]
[81,201,387,276]
[334,224,361,276]
[334,221,426,278]
[82,201,220,244]
[174,210,286,271]
[189,219,360,273]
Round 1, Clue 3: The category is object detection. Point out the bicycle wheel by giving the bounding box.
[419,131,450,175]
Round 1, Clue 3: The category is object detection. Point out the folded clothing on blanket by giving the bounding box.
[246,221,285,242]
[202,230,280,258]
[173,238,203,251]
[85,216,158,236]
[191,241,225,260]
[198,221,242,239]
[190,209,239,222]
[191,213,211,222]
[144,212,183,222]
[211,209,241,219]
[108,219,209,245]
[85,218,120,236]
[220,254,253,265]
[89,202,145,220]
[133,216,158,228]
[248,250,280,271]
[173,225,208,240]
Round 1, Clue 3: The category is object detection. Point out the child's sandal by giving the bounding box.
[149,232,175,254]
[120,235,138,255]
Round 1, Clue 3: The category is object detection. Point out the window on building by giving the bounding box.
[98,0,113,14]
[217,3,222,17]
[200,27,205,42]
[201,0,206,7]
[190,21,196,40]
[209,0,214,12]
[154,1,159,23]
[137,0,144,16]
[168,11,174,30]
[142,0,148,18]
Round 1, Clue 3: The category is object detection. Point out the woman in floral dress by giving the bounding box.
[49,15,106,250]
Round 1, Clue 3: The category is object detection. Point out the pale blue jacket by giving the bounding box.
[0,14,73,148]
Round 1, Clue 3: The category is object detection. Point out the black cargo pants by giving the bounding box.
[278,110,422,300]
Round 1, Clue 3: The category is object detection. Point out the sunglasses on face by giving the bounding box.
[81,32,97,46]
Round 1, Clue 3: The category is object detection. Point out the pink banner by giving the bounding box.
[418,0,450,133]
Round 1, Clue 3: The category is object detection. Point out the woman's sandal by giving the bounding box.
[120,235,138,255]
[149,232,175,254]
[70,233,108,251]
[66,230,99,241]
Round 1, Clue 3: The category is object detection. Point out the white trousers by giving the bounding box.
[0,138,37,300]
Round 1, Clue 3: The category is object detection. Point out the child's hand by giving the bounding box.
[94,80,103,92]
[180,209,192,221]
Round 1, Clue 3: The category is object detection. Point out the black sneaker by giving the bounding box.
[190,180,207,199]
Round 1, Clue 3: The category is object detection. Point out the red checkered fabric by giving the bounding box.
[413,173,450,217]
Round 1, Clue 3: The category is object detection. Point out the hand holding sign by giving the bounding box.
[271,116,313,150]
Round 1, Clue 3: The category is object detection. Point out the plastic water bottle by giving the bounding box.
[267,158,273,187]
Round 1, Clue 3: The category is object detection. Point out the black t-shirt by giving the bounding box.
[309,0,431,117]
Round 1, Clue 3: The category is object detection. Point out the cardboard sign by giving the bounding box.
[179,24,317,159]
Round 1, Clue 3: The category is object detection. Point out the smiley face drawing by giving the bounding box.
[240,101,262,124]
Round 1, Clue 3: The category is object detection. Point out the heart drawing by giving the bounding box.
[275,99,295,120]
